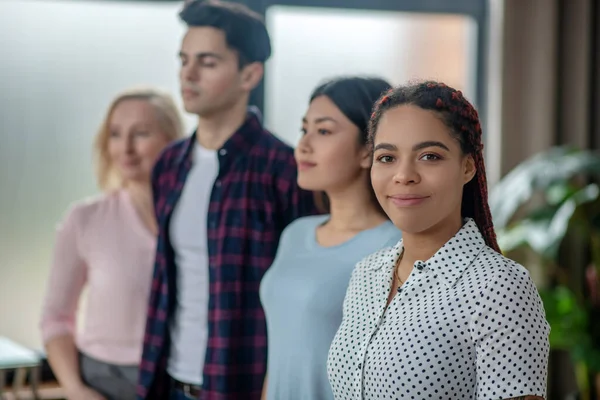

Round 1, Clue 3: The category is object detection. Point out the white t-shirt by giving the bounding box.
[328,218,550,399]
[167,143,219,385]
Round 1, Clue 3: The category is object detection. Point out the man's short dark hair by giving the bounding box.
[180,0,272,67]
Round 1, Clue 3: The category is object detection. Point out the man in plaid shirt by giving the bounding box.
[137,1,317,399]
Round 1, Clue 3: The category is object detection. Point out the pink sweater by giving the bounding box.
[40,190,156,365]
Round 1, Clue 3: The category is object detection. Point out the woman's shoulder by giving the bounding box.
[59,191,120,228]
[470,247,550,345]
[478,246,531,274]
[275,215,328,251]
[283,215,329,236]
[471,245,539,293]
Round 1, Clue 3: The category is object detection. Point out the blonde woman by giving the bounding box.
[40,88,184,400]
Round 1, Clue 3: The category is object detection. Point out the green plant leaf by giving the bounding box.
[540,287,588,348]
[490,146,600,229]
[546,182,579,205]
[496,184,600,259]
[496,224,529,253]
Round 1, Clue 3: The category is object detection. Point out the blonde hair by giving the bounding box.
[93,87,184,191]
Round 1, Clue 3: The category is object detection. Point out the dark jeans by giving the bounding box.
[79,352,138,400]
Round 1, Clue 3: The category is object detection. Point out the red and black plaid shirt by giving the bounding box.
[137,110,317,399]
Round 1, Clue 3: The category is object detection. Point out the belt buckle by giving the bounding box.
[183,383,196,399]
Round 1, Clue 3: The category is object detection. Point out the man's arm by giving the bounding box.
[151,153,164,221]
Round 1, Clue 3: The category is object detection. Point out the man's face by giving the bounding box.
[179,26,245,117]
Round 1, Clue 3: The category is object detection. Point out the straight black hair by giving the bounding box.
[310,77,392,145]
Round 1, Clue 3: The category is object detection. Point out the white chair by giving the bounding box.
[0,337,41,400]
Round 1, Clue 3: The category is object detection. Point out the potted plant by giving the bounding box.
[489,146,600,400]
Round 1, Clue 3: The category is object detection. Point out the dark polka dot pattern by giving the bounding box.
[327,219,550,399]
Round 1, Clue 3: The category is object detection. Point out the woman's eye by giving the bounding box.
[421,153,441,161]
[377,155,394,163]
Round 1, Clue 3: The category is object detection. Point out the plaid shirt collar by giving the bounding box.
[176,106,264,168]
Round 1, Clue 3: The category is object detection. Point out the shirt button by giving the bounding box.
[219,149,227,156]
[215,180,222,187]
[357,363,362,369]
[415,261,425,270]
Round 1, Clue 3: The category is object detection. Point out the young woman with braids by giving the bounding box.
[327,81,550,400]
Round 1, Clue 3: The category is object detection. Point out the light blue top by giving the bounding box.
[259,215,401,400]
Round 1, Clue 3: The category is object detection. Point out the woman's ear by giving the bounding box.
[463,155,477,184]
[359,145,372,169]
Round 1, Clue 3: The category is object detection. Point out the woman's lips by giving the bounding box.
[388,194,430,207]
[297,161,317,171]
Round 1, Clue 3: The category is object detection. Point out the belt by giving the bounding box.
[172,378,202,399]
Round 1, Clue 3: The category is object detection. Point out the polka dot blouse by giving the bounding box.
[327,218,550,399]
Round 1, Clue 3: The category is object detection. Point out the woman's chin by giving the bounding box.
[387,213,434,235]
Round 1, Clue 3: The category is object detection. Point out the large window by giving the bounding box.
[263,6,477,145]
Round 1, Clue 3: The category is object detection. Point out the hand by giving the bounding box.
[65,385,107,400]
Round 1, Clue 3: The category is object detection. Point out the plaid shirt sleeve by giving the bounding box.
[137,144,179,400]
[151,152,163,221]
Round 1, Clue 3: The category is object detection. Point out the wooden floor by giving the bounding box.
[1,382,65,400]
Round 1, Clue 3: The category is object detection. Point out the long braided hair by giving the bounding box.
[368,81,501,253]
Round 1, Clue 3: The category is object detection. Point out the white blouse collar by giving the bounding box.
[366,218,488,288]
